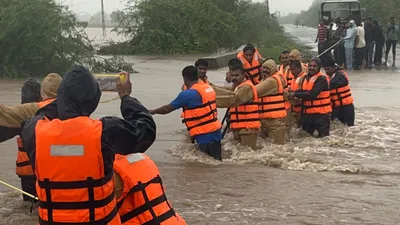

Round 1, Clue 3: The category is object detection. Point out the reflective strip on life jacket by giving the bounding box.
[35,117,120,225]
[301,73,332,115]
[16,98,56,178]
[237,50,262,85]
[182,82,222,137]
[259,73,287,119]
[114,153,186,225]
[330,70,354,108]
[230,80,261,129]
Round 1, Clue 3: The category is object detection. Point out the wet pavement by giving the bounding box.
[0,26,400,225]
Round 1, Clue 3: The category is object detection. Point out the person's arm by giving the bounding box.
[255,77,279,98]
[216,84,254,108]
[0,126,20,142]
[21,115,44,170]
[210,83,234,93]
[329,72,349,90]
[150,90,194,115]
[150,104,175,115]
[101,95,156,155]
[294,76,329,100]
[0,103,39,128]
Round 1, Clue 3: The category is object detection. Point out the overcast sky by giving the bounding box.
[68,0,314,16]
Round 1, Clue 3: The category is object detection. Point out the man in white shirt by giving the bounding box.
[354,21,366,70]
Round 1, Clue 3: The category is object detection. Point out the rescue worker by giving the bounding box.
[213,63,260,150]
[322,58,355,126]
[150,66,222,160]
[16,78,42,201]
[113,153,187,225]
[255,59,287,144]
[278,50,290,74]
[20,65,156,224]
[0,73,61,128]
[181,59,210,90]
[288,57,332,137]
[0,73,62,201]
[287,60,307,128]
[283,49,308,139]
[237,44,264,85]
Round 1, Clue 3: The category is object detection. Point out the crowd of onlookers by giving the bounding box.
[316,16,400,70]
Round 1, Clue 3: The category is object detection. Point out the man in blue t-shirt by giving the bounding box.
[150,66,222,160]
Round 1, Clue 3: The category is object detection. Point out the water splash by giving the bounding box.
[169,110,400,174]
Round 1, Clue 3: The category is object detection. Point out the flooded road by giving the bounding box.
[1,26,400,224]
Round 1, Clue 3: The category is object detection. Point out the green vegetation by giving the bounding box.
[279,0,400,28]
[360,0,400,25]
[99,0,311,59]
[0,0,134,78]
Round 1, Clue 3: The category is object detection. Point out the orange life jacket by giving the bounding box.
[35,116,120,225]
[290,72,307,113]
[301,72,332,115]
[114,153,187,225]
[284,70,294,110]
[284,64,308,110]
[237,50,262,85]
[229,80,261,129]
[16,98,56,178]
[182,82,222,137]
[180,79,210,119]
[259,73,287,119]
[329,70,354,108]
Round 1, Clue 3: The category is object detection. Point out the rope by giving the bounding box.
[317,39,343,58]
[99,95,120,104]
[0,179,38,200]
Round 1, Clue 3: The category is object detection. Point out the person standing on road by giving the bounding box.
[384,17,400,67]
[316,20,328,56]
[373,20,385,66]
[342,20,357,70]
[354,20,366,70]
[333,18,345,67]
[288,57,332,138]
[364,17,376,69]
[151,66,223,160]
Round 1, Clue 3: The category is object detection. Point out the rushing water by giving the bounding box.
[0,25,400,225]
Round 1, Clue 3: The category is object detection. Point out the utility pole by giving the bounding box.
[101,0,106,37]
[266,0,270,18]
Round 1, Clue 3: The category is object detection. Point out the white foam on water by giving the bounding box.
[169,110,400,174]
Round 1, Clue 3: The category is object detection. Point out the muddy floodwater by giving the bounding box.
[1,25,400,225]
